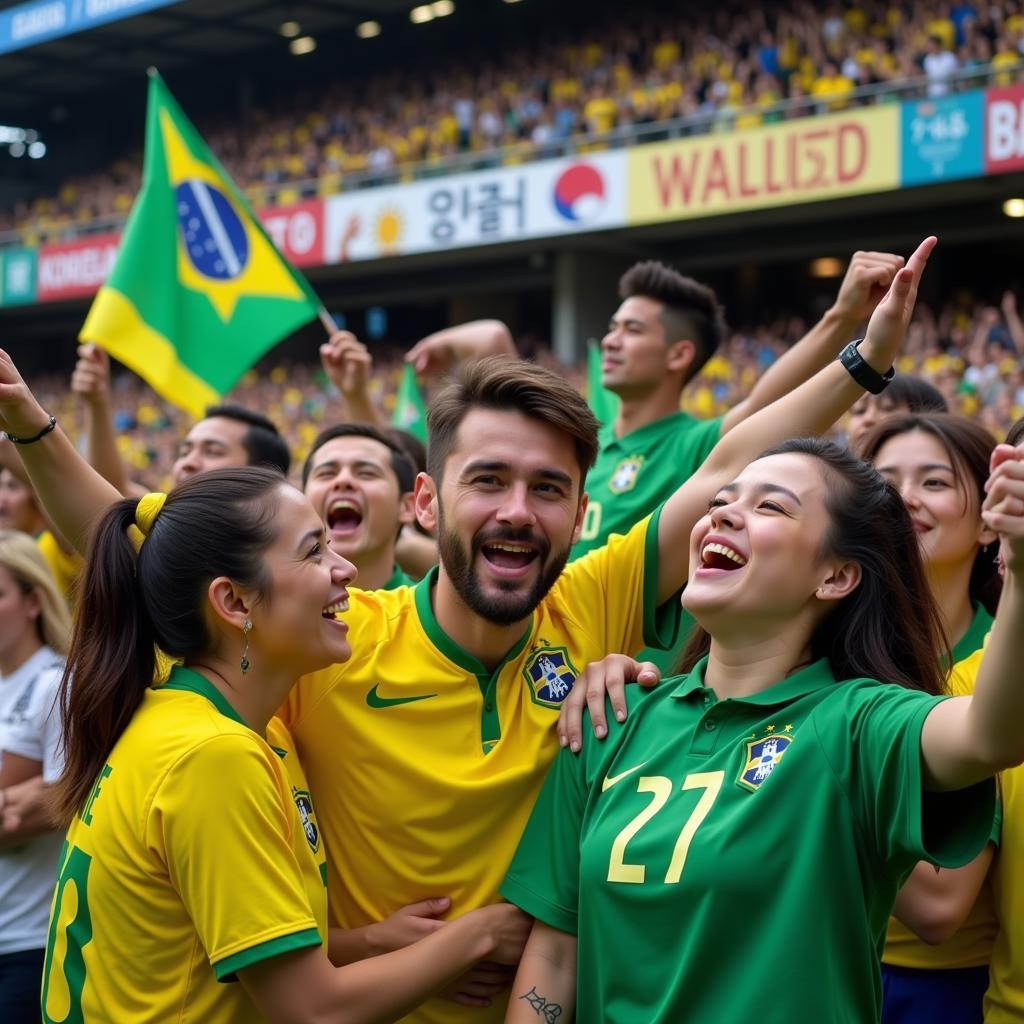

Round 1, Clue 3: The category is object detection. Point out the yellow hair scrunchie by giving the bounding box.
[132,491,168,548]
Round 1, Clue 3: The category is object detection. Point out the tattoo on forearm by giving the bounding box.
[519,986,563,1021]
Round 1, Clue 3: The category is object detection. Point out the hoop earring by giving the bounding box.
[241,619,252,675]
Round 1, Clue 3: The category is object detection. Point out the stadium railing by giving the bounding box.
[2,60,1018,251]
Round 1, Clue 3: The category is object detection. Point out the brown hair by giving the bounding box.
[0,529,72,654]
[52,468,284,827]
[425,356,599,485]
[680,438,947,695]
[618,260,726,383]
[858,413,1001,615]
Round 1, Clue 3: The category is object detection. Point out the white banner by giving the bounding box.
[324,152,627,264]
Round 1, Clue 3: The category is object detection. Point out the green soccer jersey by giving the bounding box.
[502,658,995,1024]
[571,412,722,561]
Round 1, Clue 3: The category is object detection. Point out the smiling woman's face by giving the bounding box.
[684,452,840,628]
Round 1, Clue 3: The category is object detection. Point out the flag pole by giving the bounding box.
[317,306,338,336]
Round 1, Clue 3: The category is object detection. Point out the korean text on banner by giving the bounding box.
[627,105,900,225]
[901,90,984,186]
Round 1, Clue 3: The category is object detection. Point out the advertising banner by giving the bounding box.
[627,105,900,225]
[0,0,182,56]
[258,198,325,269]
[985,84,1024,174]
[901,90,985,186]
[37,232,120,302]
[0,247,37,306]
[324,153,627,263]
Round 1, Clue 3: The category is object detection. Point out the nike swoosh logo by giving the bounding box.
[602,761,649,791]
[365,684,438,709]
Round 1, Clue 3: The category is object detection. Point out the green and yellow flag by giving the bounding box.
[81,70,319,417]
[586,340,619,427]
[392,363,429,443]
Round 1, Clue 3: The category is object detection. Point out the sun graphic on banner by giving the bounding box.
[374,207,404,254]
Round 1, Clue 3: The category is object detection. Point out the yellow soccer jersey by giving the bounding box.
[282,510,675,1024]
[955,634,1024,1021]
[42,669,327,1024]
[36,529,83,604]
[883,647,999,969]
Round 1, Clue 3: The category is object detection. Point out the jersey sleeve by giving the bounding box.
[2,664,63,780]
[149,733,322,980]
[500,743,588,935]
[558,506,682,656]
[813,683,995,870]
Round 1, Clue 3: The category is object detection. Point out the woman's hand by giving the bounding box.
[859,236,937,373]
[558,655,661,753]
[0,349,50,438]
[983,442,1024,573]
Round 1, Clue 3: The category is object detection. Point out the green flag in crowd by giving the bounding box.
[393,363,429,442]
[586,340,620,427]
[81,69,319,417]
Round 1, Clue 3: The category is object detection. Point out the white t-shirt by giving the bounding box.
[923,50,959,96]
[0,645,65,955]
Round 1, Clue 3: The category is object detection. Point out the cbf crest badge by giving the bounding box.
[524,644,578,708]
[737,727,793,792]
[292,788,320,853]
[608,455,644,494]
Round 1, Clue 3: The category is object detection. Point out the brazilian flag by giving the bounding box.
[392,363,429,443]
[81,70,319,417]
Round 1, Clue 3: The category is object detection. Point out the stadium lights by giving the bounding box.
[279,20,301,37]
[502,0,525,4]
[809,257,845,278]
[289,35,317,55]
[0,124,43,158]
[357,20,381,38]
[410,5,434,23]
[1003,198,1024,218]
[28,141,46,159]
[432,0,455,14]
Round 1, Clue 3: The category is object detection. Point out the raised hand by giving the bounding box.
[983,443,1024,574]
[71,343,112,407]
[405,320,516,379]
[320,330,373,399]
[859,236,937,373]
[832,250,906,326]
[0,349,51,439]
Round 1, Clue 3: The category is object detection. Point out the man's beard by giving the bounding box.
[437,512,571,626]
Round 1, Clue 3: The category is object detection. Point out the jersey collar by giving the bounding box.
[670,656,839,706]
[160,665,248,728]
[601,411,694,453]
[413,566,533,676]
[950,602,993,666]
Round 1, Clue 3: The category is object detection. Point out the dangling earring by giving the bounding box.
[240,619,252,675]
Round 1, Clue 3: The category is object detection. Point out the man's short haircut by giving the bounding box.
[302,422,416,494]
[884,375,948,414]
[618,260,726,384]
[426,356,599,485]
[203,403,290,476]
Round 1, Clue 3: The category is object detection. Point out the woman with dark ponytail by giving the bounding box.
[501,435,1024,1024]
[32,467,529,1024]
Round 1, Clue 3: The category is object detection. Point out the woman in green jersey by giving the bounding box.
[502,434,1024,1024]
[859,414,1001,1024]
[39,467,527,1024]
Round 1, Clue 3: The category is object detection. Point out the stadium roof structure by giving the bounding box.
[0,0,416,112]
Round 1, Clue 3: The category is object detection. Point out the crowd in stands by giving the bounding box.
[21,288,1024,491]
[5,0,1024,245]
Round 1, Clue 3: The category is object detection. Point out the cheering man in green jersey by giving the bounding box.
[0,236,933,1024]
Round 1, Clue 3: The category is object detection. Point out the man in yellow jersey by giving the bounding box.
[278,290,915,1024]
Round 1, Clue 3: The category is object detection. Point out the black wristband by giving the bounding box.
[838,341,894,395]
[4,414,57,445]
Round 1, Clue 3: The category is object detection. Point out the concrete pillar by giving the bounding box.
[552,249,625,366]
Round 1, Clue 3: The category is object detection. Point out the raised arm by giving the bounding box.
[653,236,936,604]
[0,350,121,555]
[320,330,384,427]
[720,250,905,433]
[71,343,130,494]
[920,441,1024,790]
[405,320,517,379]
